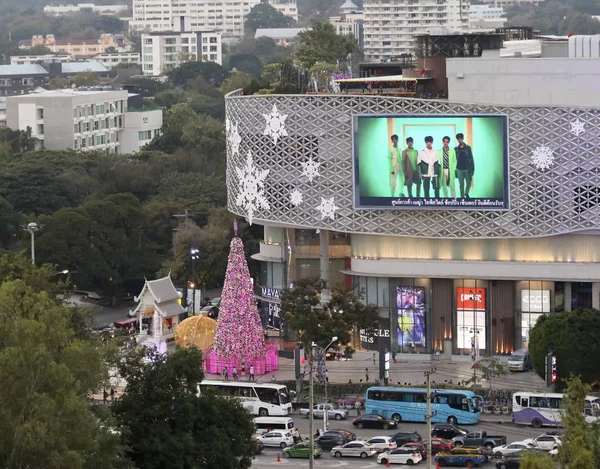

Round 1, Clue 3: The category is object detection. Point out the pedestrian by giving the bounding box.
[325,369,329,383]
[355,400,362,416]
[365,367,369,382]
[372,353,376,365]
[293,428,301,443]
[271,374,276,382]
[392,351,397,364]
[249,365,255,381]
[103,389,108,404]
[224,365,229,380]
[348,379,353,384]
[232,366,238,380]
[110,388,115,403]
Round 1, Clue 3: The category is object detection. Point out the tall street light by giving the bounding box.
[309,336,337,469]
[21,222,42,265]
[322,336,338,434]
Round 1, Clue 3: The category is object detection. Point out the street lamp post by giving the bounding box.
[21,222,42,265]
[322,336,338,434]
[309,336,337,469]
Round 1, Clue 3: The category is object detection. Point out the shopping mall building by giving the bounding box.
[225,32,600,358]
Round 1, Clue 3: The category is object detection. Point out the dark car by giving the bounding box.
[254,438,264,455]
[316,433,347,449]
[432,423,468,440]
[352,414,397,430]
[391,431,423,445]
[496,458,520,469]
[326,429,356,441]
[200,305,219,319]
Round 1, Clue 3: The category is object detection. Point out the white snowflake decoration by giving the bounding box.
[531,145,555,171]
[290,188,303,207]
[225,117,231,135]
[300,157,321,182]
[570,118,585,137]
[227,121,241,157]
[317,196,339,221]
[262,103,288,145]
[235,151,270,225]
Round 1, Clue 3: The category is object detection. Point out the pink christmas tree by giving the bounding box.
[205,221,277,375]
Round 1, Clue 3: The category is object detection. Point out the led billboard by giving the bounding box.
[397,286,426,349]
[353,115,509,209]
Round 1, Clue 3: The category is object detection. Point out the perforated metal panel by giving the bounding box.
[226,93,600,239]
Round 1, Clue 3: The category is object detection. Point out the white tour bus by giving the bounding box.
[513,392,599,428]
[198,380,292,416]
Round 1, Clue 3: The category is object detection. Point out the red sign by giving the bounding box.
[457,288,486,310]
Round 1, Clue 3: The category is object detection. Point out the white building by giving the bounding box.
[90,52,141,68]
[254,28,308,46]
[43,3,129,16]
[469,4,504,19]
[10,54,72,65]
[330,1,364,48]
[130,0,297,39]
[141,29,222,76]
[363,0,470,61]
[120,107,162,153]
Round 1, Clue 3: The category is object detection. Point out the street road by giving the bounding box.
[252,413,545,469]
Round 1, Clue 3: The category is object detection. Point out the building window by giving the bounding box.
[143,46,153,53]
[210,45,217,52]
[144,38,153,44]
[74,139,78,149]
[144,55,153,62]
[138,130,152,140]
[0,78,11,87]
[37,108,44,119]
[165,38,177,44]
[74,123,79,133]
[210,37,217,43]
[202,37,207,43]
[94,121,99,131]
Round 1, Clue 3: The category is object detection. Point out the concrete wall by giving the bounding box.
[121,109,162,153]
[446,57,600,106]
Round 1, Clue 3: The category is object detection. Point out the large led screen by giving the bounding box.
[397,286,426,348]
[353,115,509,209]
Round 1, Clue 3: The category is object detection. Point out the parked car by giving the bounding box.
[282,442,323,459]
[257,430,294,448]
[432,423,468,440]
[366,436,397,452]
[453,430,507,450]
[332,441,379,459]
[299,404,349,420]
[254,438,264,455]
[493,442,537,459]
[524,434,561,451]
[507,348,532,372]
[496,458,521,469]
[391,431,423,445]
[378,447,423,466]
[353,414,397,430]
[401,441,427,460]
[435,447,488,467]
[316,433,346,449]
[431,438,455,454]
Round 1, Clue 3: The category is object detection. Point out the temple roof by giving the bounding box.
[132,275,184,317]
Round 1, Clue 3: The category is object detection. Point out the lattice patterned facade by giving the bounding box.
[226,92,600,239]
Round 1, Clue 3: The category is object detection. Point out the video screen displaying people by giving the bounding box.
[397,286,426,349]
[353,115,509,209]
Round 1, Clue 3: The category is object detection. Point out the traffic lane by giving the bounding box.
[291,414,543,445]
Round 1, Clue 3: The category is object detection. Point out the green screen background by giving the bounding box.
[356,116,507,199]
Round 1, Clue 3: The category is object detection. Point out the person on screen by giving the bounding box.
[438,136,457,198]
[455,133,475,199]
[402,137,420,198]
[417,136,440,199]
[388,134,403,197]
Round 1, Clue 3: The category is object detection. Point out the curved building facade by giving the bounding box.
[225,91,600,356]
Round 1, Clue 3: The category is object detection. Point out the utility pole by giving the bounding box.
[308,344,315,469]
[22,222,42,265]
[425,367,437,469]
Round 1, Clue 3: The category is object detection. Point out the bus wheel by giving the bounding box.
[259,408,269,416]
[532,418,542,429]
[392,413,402,422]
[447,416,457,425]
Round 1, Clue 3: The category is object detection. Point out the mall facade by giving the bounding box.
[225,56,600,358]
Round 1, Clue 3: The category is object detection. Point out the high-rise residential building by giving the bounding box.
[363,0,469,62]
[131,0,297,40]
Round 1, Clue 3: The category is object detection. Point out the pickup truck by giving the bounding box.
[299,404,349,420]
[452,431,506,450]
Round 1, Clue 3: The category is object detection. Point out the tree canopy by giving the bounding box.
[295,22,359,69]
[244,3,295,32]
[529,308,600,389]
[168,61,230,88]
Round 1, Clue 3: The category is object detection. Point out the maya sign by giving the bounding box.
[521,289,550,313]
[457,288,486,310]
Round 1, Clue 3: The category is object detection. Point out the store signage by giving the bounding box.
[521,289,550,313]
[360,328,390,344]
[456,288,486,310]
[261,286,281,300]
[143,117,149,123]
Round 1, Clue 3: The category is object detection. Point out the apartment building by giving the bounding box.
[43,3,129,16]
[20,34,134,58]
[469,4,504,18]
[329,1,364,49]
[141,30,222,76]
[363,0,470,61]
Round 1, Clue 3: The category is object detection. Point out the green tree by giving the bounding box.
[19,44,52,54]
[168,61,229,88]
[0,126,36,154]
[559,12,600,34]
[221,70,254,94]
[244,3,295,32]
[124,77,168,97]
[227,52,264,78]
[114,347,256,469]
[295,22,359,69]
[529,309,600,389]
[467,354,507,388]
[519,451,557,469]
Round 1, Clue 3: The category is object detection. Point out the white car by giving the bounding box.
[366,436,397,452]
[377,447,423,465]
[493,441,537,458]
[332,441,379,458]
[258,430,295,448]
[550,447,559,458]
[524,434,561,451]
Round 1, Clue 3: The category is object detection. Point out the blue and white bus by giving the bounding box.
[365,387,481,425]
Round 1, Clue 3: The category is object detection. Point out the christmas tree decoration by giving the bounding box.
[204,222,278,375]
[174,315,217,352]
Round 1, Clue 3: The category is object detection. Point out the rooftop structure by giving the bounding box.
[254,28,309,46]
[43,3,128,16]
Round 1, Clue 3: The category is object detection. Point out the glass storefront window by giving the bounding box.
[516,280,554,349]
[572,282,592,310]
[454,280,488,355]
